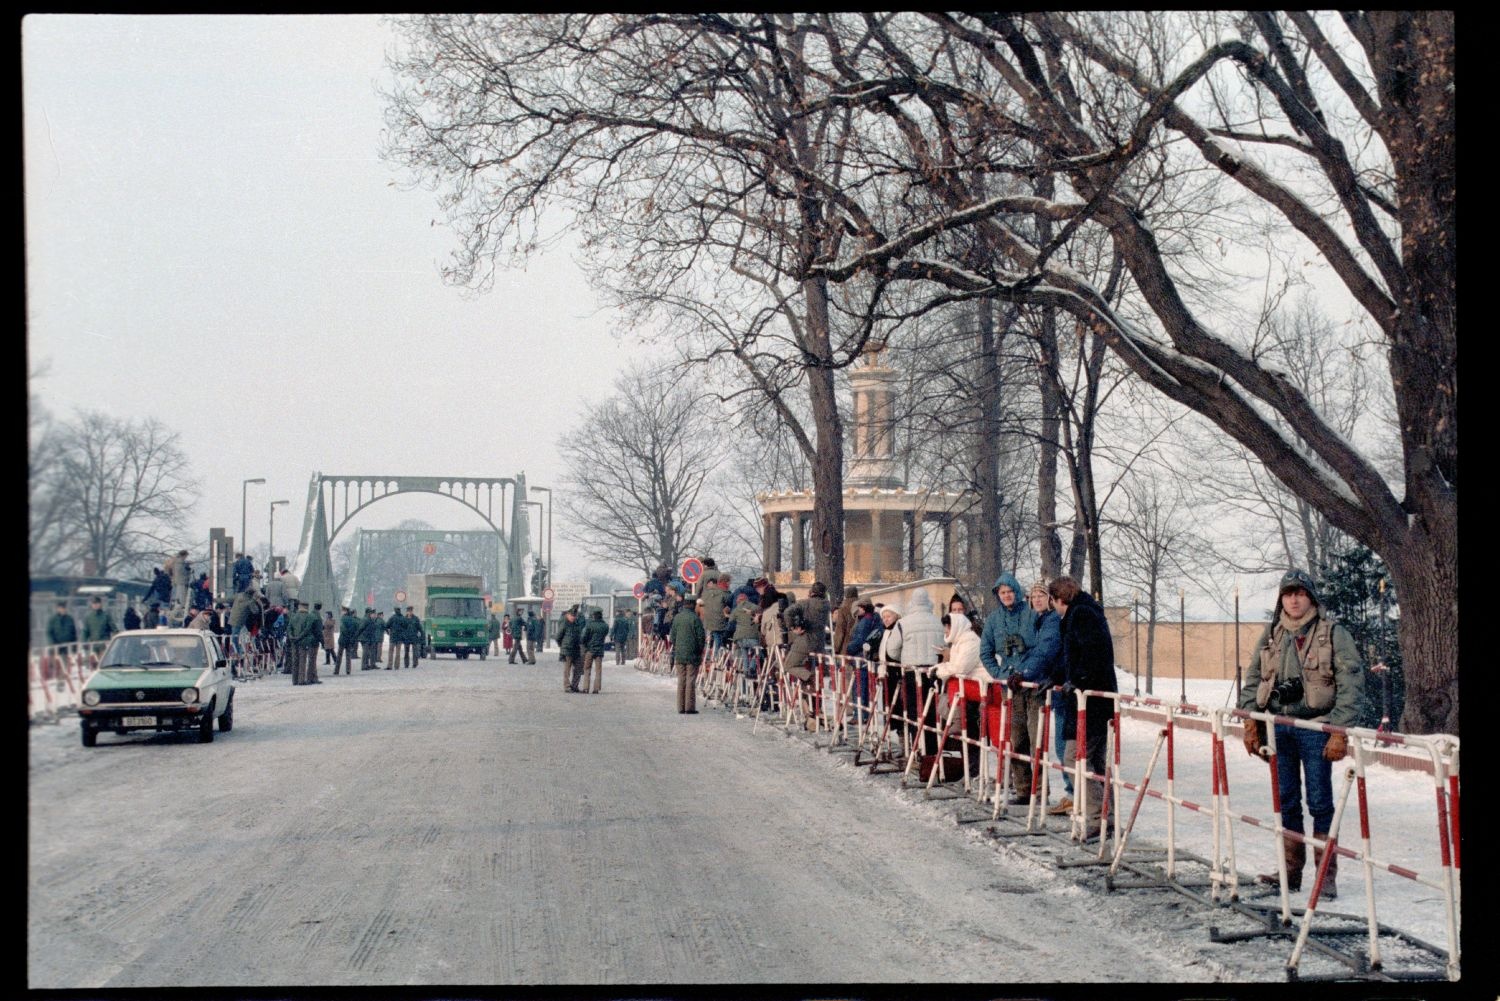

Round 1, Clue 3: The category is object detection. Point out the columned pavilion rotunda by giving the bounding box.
[758,343,981,599]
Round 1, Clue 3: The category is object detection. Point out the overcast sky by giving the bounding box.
[24,14,645,587]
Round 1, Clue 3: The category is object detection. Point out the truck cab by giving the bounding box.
[408,573,489,660]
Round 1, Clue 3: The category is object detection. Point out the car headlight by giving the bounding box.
[82,690,100,706]
[181,687,199,704]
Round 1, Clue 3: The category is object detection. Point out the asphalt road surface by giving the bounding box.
[30,652,1227,987]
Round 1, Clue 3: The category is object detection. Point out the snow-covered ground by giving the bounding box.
[28,657,1456,986]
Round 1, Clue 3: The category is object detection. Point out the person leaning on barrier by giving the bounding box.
[937,609,987,776]
[874,603,904,718]
[831,586,858,662]
[897,590,946,756]
[1029,579,1074,815]
[794,581,832,653]
[670,595,706,714]
[699,573,731,653]
[980,572,1038,800]
[730,591,760,681]
[1049,576,1117,842]
[1239,568,1364,899]
[1008,579,1062,808]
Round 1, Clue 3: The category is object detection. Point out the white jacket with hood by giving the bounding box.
[938,616,990,683]
[898,590,946,667]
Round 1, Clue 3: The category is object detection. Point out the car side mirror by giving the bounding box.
[216,658,228,669]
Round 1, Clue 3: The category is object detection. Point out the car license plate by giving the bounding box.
[121,716,156,727]
[456,641,469,647]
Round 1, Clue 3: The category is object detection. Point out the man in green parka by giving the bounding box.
[1239,568,1364,900]
[670,597,706,714]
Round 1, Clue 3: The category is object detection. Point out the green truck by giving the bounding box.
[407,572,489,660]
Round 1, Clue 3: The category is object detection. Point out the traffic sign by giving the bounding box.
[542,586,556,601]
[632,581,646,600]
[394,590,407,603]
[680,557,703,584]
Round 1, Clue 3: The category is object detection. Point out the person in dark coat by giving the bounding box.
[580,608,610,693]
[556,606,586,692]
[232,553,254,594]
[508,613,525,664]
[46,602,78,646]
[610,610,632,665]
[359,608,383,670]
[1048,576,1118,841]
[122,601,143,632]
[794,581,832,653]
[336,607,361,675]
[670,597,706,713]
[525,609,542,663]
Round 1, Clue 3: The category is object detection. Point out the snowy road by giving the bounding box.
[27,656,1441,987]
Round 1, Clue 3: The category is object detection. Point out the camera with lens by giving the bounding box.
[1267,676,1304,709]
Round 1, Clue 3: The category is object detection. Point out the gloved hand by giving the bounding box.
[1006,673,1024,691]
[1059,682,1077,698]
[1323,731,1348,761]
[1242,719,1261,758]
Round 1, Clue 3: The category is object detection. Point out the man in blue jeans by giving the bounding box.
[1239,569,1364,898]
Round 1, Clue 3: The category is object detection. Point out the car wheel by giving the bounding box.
[81,725,96,748]
[218,694,234,732]
[478,648,487,661]
[198,701,215,743]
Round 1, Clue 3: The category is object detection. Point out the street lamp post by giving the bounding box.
[524,500,545,591]
[531,486,552,589]
[242,478,265,559]
[269,500,289,572]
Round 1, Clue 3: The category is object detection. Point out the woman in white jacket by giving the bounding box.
[937,612,988,775]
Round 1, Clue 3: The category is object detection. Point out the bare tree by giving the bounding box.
[46,411,199,577]
[554,364,724,576]
[28,369,77,575]
[796,12,1455,733]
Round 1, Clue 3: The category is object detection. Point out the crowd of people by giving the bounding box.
[629,560,1122,841]
[634,558,1362,863]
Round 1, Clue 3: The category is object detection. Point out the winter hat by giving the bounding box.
[1277,568,1321,606]
[880,603,902,620]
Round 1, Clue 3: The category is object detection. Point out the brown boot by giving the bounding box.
[1257,835,1306,891]
[1312,832,1338,900]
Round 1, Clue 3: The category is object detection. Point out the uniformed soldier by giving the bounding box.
[360,608,382,670]
[405,606,423,667]
[81,596,117,653]
[385,607,404,670]
[286,600,323,685]
[525,609,542,664]
[580,608,610,693]
[336,606,361,675]
[556,606,585,692]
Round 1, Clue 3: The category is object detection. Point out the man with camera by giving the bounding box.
[1239,569,1365,898]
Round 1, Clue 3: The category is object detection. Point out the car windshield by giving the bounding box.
[100,635,206,670]
[430,597,484,618]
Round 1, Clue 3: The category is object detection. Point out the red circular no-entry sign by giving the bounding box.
[632,581,646,600]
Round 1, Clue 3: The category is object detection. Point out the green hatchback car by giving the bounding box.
[78,630,235,746]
